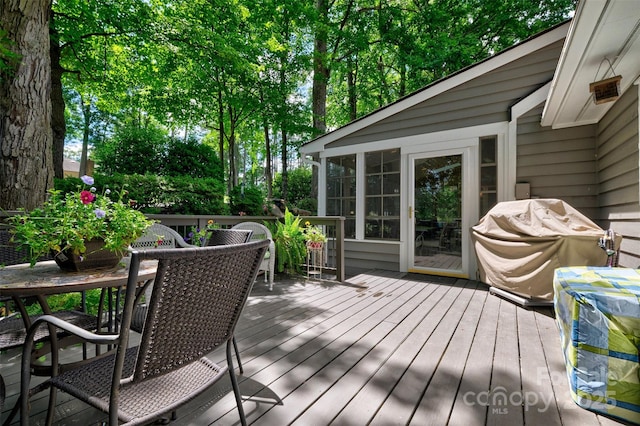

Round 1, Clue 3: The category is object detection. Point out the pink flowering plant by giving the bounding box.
[10,175,153,266]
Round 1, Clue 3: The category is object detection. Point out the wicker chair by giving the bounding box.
[231,222,276,291]
[127,224,247,373]
[130,223,194,250]
[20,240,269,426]
[206,228,253,246]
[127,223,195,333]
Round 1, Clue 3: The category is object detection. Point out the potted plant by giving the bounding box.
[9,175,154,270]
[304,221,327,250]
[186,219,220,246]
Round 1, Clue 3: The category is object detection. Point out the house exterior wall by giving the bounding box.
[596,86,640,268]
[516,105,599,218]
[325,40,565,149]
[344,240,400,275]
[323,40,567,275]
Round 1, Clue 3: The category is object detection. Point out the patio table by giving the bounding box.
[554,266,640,424]
[0,258,158,425]
[0,258,157,371]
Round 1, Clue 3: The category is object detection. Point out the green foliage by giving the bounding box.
[272,167,314,211]
[267,209,307,274]
[10,175,153,266]
[160,176,229,215]
[92,125,167,175]
[303,221,327,243]
[26,289,107,317]
[296,198,318,214]
[229,185,264,216]
[0,27,19,80]
[164,137,223,179]
[55,174,229,215]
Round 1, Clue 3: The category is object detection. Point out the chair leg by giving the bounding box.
[232,336,243,375]
[0,374,4,413]
[227,341,247,426]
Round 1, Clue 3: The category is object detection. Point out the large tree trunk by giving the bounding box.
[50,15,65,179]
[312,0,329,136]
[0,0,53,210]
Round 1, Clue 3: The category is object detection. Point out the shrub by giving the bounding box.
[55,174,229,215]
[229,185,264,216]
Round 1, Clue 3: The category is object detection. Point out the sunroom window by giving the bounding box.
[326,155,356,239]
[365,149,400,240]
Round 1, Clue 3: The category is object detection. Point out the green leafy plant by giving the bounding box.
[303,221,327,243]
[268,209,307,274]
[10,175,154,266]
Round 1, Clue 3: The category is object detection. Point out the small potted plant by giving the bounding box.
[9,175,154,270]
[187,219,220,246]
[304,221,327,250]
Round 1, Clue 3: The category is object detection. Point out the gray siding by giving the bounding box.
[344,240,399,274]
[327,40,565,148]
[517,105,599,218]
[597,87,640,268]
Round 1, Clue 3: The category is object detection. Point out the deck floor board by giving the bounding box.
[1,271,625,426]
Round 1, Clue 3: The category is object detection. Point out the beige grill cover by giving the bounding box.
[471,199,620,301]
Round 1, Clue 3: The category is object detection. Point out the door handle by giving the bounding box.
[409,206,413,219]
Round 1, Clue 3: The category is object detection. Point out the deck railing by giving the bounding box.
[139,214,346,282]
[1,211,346,282]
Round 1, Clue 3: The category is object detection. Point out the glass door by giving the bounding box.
[411,154,463,274]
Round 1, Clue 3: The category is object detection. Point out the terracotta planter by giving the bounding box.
[53,239,122,272]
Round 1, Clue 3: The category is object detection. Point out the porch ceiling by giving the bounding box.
[541,0,640,129]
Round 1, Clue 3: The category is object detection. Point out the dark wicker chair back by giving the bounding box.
[129,240,267,379]
[0,229,28,266]
[23,240,269,426]
[206,228,252,246]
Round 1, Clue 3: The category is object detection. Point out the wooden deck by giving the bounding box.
[1,271,628,425]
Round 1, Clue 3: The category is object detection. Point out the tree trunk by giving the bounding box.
[280,126,288,201]
[228,105,236,190]
[312,0,329,136]
[79,94,91,176]
[261,88,272,199]
[347,56,357,121]
[0,0,53,210]
[216,85,225,182]
[50,16,65,179]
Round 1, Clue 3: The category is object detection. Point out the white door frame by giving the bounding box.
[406,145,478,278]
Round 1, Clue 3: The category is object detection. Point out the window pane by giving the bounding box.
[383,219,400,239]
[481,137,496,164]
[367,175,381,195]
[365,219,381,239]
[365,152,381,174]
[365,149,401,241]
[326,154,357,239]
[480,165,496,191]
[383,196,399,216]
[480,192,497,216]
[383,174,400,194]
[383,149,400,172]
[366,198,381,217]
